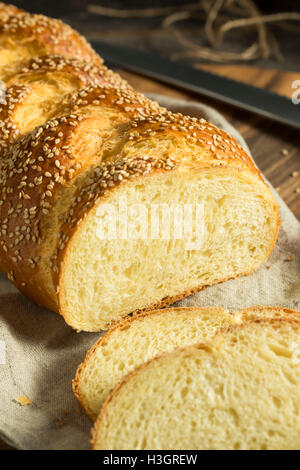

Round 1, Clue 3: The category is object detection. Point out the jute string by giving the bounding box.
[88,0,300,63]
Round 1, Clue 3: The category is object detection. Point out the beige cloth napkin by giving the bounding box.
[0,95,299,450]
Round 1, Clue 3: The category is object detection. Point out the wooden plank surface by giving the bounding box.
[1,65,299,450]
[117,65,300,219]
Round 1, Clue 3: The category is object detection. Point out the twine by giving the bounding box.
[87,0,300,63]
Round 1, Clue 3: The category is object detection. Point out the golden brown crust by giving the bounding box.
[234,305,300,317]
[55,83,162,117]
[0,11,102,70]
[6,55,129,90]
[0,2,23,19]
[0,56,132,146]
[91,314,300,449]
[73,306,227,419]
[6,55,107,87]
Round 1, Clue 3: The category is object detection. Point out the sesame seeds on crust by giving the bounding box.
[128,112,260,174]
[0,89,163,281]
[0,4,266,310]
[0,2,23,19]
[0,113,85,288]
[58,84,163,119]
[0,4,279,331]
[0,56,133,146]
[0,11,102,65]
[11,55,108,85]
[0,84,31,146]
[13,55,128,90]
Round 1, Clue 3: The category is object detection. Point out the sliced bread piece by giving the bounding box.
[233,305,300,322]
[92,316,300,450]
[73,307,238,420]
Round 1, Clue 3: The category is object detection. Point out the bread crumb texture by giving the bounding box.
[92,310,300,450]
[73,307,238,420]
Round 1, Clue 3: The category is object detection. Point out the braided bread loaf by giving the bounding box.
[0,3,279,331]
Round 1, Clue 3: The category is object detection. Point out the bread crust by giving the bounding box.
[0,10,102,71]
[91,313,300,449]
[73,306,228,420]
[0,2,23,19]
[0,56,132,146]
[233,305,300,320]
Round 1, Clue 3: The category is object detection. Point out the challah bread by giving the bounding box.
[0,9,102,80]
[73,306,238,420]
[0,103,279,330]
[0,95,279,331]
[0,4,279,331]
[0,55,131,145]
[92,316,300,450]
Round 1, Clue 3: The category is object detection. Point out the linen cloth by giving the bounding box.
[0,95,299,450]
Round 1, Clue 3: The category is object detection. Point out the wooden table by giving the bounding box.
[1,64,299,451]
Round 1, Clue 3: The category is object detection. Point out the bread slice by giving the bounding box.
[92,316,300,450]
[233,305,300,322]
[73,307,238,420]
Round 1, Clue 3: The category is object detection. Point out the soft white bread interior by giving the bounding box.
[92,315,300,450]
[60,163,278,331]
[73,307,238,420]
